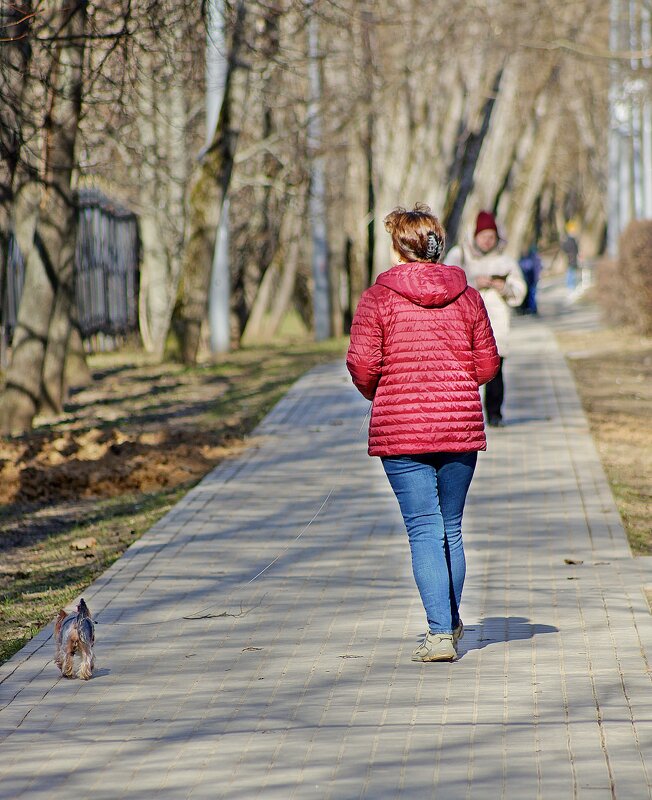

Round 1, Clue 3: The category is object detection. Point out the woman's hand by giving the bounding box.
[476,274,507,293]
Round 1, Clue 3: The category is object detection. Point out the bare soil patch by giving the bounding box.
[556,325,652,555]
[0,339,346,664]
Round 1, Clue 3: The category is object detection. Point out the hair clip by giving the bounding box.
[426,232,441,260]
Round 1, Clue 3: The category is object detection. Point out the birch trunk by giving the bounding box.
[137,53,167,355]
[176,0,248,364]
[136,49,189,361]
[307,3,331,340]
[145,68,187,359]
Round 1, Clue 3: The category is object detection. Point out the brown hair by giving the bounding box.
[383,203,446,263]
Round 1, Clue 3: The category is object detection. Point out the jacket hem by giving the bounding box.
[369,443,487,457]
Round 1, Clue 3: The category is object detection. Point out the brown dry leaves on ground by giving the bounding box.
[0,372,247,509]
[556,326,652,555]
[0,340,346,664]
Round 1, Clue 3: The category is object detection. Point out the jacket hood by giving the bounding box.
[375,262,468,308]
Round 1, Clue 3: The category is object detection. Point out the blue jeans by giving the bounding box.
[566,266,578,291]
[381,452,477,634]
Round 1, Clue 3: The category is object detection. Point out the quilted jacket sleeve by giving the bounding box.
[471,292,501,386]
[346,289,383,400]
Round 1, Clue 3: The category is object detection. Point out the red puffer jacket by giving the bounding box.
[346,261,500,456]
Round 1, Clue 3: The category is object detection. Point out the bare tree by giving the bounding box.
[0,0,34,331]
[0,0,619,425]
[175,0,250,365]
[134,9,193,359]
[0,0,88,434]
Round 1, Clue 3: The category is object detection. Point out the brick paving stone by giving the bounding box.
[0,286,651,798]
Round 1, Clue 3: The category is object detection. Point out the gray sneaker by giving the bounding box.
[453,620,464,648]
[411,632,457,662]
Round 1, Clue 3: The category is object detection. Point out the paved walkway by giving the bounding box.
[1,284,651,799]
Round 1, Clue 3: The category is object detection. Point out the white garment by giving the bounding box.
[445,240,526,356]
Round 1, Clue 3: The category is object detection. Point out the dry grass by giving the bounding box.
[556,326,652,555]
[0,337,347,665]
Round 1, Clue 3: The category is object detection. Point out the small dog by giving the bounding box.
[54,598,95,680]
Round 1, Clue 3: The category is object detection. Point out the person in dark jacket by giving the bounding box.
[346,204,500,662]
[518,245,543,315]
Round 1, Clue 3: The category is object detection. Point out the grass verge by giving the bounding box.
[555,325,652,555]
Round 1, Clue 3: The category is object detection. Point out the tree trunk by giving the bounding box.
[307,2,332,340]
[0,0,87,434]
[454,54,524,243]
[266,214,302,337]
[0,0,32,203]
[0,241,56,432]
[206,0,233,355]
[65,324,91,388]
[176,0,248,365]
[137,51,167,356]
[240,258,278,345]
[505,77,562,258]
[243,185,306,343]
[137,38,189,361]
[0,0,33,329]
[241,198,296,344]
[444,66,504,247]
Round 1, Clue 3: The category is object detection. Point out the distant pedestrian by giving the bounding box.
[561,222,580,296]
[347,204,500,662]
[518,245,543,315]
[445,211,527,427]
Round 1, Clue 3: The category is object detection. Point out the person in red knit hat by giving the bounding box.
[445,211,526,426]
[347,204,500,662]
[474,211,497,238]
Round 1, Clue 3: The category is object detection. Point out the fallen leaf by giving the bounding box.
[71,537,97,551]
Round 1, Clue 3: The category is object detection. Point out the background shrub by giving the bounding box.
[597,220,652,334]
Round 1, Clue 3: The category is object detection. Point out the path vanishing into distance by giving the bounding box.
[1,281,651,799]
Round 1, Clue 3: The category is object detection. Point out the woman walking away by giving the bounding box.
[346,204,500,662]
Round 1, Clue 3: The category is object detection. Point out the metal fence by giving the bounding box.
[0,189,140,365]
[74,189,140,338]
[0,234,25,363]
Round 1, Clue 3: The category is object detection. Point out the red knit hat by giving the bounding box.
[475,210,498,236]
